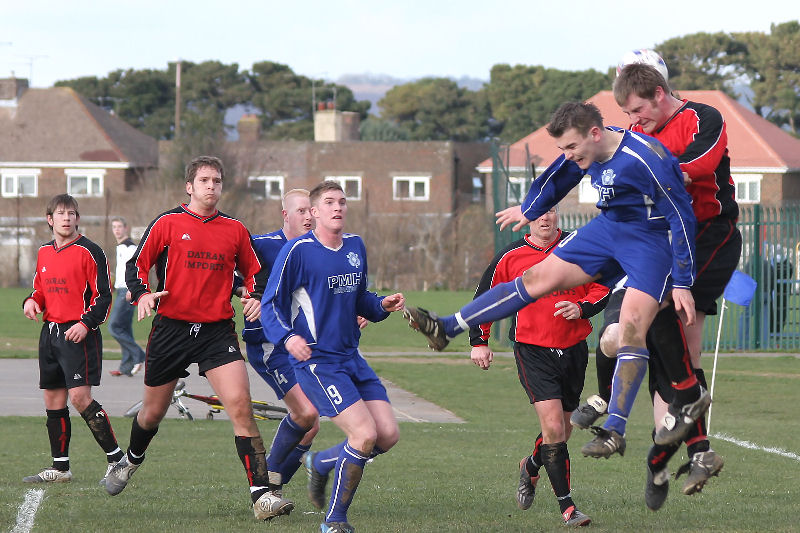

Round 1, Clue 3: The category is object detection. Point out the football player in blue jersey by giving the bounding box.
[261,181,405,533]
[242,189,321,501]
[405,101,710,461]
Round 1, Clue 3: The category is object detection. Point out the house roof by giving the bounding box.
[478,90,800,173]
[0,87,158,168]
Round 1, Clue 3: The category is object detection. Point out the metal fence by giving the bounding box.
[490,142,800,352]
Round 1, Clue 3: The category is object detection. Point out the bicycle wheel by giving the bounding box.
[251,400,288,421]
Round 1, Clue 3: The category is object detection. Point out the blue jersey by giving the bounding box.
[242,230,287,344]
[520,129,696,287]
[260,231,389,367]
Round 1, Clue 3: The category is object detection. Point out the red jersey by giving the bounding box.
[469,230,609,349]
[127,204,262,323]
[631,100,738,222]
[25,234,112,329]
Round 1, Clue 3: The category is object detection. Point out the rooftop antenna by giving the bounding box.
[17,54,47,86]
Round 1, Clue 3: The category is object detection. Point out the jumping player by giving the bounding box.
[261,181,405,533]
[22,194,124,484]
[573,62,739,507]
[469,206,609,527]
[103,156,294,521]
[242,188,321,497]
[404,101,708,458]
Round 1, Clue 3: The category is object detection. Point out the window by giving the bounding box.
[578,176,600,204]
[393,175,430,201]
[732,174,761,204]
[325,176,361,200]
[1,169,39,197]
[248,175,284,200]
[507,177,528,204]
[66,169,104,197]
[471,176,483,204]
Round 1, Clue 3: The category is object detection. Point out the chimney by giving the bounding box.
[0,77,29,107]
[314,103,361,142]
[237,114,261,143]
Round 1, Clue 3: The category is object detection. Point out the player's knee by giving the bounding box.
[377,425,400,452]
[291,406,319,429]
[599,322,620,357]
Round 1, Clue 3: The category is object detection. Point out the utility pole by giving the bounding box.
[174,60,182,139]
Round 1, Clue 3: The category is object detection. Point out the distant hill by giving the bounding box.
[336,73,487,114]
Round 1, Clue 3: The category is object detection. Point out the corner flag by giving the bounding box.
[722,271,757,306]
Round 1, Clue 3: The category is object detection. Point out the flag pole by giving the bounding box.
[707,298,727,435]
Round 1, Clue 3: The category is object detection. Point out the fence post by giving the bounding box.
[753,204,763,349]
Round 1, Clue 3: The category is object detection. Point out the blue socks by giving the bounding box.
[314,440,347,475]
[326,442,368,523]
[267,415,308,484]
[442,277,535,337]
[603,346,649,436]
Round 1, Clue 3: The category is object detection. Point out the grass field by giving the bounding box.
[0,288,475,357]
[3,355,800,532]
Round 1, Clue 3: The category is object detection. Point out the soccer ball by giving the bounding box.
[616,49,669,81]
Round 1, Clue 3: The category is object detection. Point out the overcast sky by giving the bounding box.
[2,0,797,88]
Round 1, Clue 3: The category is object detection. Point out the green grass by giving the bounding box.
[3,356,800,532]
[0,288,475,357]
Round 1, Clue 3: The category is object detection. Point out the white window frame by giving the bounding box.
[578,176,600,204]
[732,174,762,204]
[1,168,39,197]
[507,176,528,204]
[325,176,361,201]
[393,175,431,201]
[65,169,105,197]
[247,175,284,200]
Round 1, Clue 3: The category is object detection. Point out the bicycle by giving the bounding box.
[124,379,288,421]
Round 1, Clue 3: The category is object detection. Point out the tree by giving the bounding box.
[655,32,748,95]
[486,65,610,142]
[359,118,409,141]
[247,61,370,140]
[736,21,800,134]
[378,77,490,141]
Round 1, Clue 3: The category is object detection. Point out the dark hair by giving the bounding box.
[309,180,344,206]
[546,102,604,138]
[613,63,671,106]
[46,194,80,230]
[185,155,224,183]
[46,194,79,218]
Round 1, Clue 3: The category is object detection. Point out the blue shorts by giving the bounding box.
[246,341,297,400]
[553,214,673,302]
[295,355,389,417]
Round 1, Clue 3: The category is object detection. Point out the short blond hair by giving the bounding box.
[282,188,310,210]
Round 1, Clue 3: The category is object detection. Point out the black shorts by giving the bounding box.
[648,350,676,403]
[38,321,103,390]
[145,315,244,387]
[513,341,588,412]
[692,217,742,315]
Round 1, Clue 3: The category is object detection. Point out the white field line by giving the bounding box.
[11,489,44,533]
[712,432,800,462]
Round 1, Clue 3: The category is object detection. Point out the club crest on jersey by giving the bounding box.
[347,251,361,268]
[601,168,616,185]
[182,233,191,240]
[41,266,47,272]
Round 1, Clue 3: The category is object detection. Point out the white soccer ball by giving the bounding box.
[616,49,669,81]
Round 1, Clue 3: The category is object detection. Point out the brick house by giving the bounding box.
[223,110,492,289]
[477,90,800,214]
[0,78,158,285]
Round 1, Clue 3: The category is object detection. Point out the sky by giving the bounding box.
[1,0,798,88]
